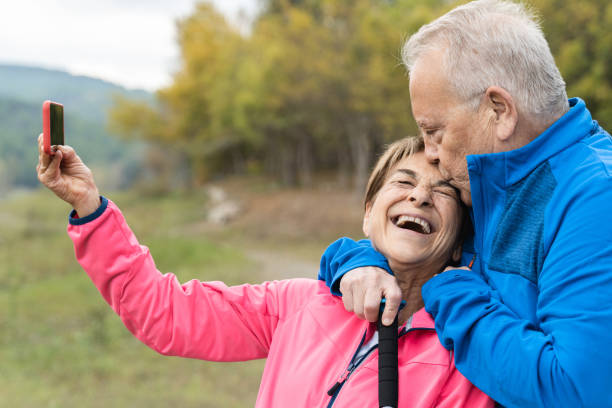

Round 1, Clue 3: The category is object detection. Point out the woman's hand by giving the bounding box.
[339,266,402,326]
[36,133,100,217]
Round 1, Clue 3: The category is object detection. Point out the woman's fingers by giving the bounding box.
[46,149,63,179]
[55,145,76,161]
[342,285,355,314]
[351,285,366,320]
[37,151,62,190]
[36,134,101,209]
[37,133,52,171]
[380,286,403,326]
[363,288,383,322]
[339,266,400,323]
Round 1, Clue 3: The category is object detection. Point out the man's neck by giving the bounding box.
[504,109,566,151]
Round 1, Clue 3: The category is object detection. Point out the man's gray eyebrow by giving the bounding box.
[416,120,435,128]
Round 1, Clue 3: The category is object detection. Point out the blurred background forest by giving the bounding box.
[1,0,610,406]
[109,0,612,192]
[1,0,610,196]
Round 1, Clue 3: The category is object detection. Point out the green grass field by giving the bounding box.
[0,185,363,407]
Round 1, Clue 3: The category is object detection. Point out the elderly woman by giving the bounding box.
[37,134,492,407]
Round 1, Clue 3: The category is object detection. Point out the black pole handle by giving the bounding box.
[378,304,398,408]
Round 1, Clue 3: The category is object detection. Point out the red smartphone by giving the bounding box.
[42,100,64,155]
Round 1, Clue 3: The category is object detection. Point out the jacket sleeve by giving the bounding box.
[434,354,495,408]
[423,178,612,407]
[317,237,393,295]
[67,198,303,362]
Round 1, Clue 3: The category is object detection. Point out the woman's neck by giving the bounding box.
[388,260,445,325]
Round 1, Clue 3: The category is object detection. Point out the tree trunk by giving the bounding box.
[231,147,246,174]
[347,116,372,194]
[296,130,313,187]
[336,133,351,186]
[279,138,297,186]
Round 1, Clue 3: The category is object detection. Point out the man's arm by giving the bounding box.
[318,237,392,294]
[423,180,612,407]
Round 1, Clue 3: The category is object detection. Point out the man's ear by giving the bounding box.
[362,202,372,237]
[483,86,518,142]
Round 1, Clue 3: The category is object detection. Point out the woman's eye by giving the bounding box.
[434,189,456,197]
[398,180,415,186]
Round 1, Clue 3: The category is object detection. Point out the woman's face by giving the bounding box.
[363,151,463,270]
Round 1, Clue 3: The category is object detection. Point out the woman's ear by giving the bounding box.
[483,86,518,142]
[451,243,462,264]
[362,202,372,237]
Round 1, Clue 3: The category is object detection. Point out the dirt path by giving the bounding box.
[245,248,319,281]
[204,182,360,283]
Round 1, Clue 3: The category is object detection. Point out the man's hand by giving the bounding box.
[36,133,100,217]
[339,266,402,326]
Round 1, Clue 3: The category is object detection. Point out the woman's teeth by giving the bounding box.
[394,215,431,234]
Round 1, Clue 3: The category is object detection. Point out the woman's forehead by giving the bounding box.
[390,152,443,181]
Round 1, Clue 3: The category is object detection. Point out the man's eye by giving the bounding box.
[398,180,415,186]
[422,128,442,142]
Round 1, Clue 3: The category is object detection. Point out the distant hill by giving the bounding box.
[0,64,151,195]
[0,64,151,122]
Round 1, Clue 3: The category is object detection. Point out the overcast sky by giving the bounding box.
[0,0,258,91]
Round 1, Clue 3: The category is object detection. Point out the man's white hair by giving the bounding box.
[402,0,568,122]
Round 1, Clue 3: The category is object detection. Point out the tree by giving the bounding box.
[108,0,611,190]
[532,0,611,128]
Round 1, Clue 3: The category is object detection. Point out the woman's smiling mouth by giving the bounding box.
[391,215,432,234]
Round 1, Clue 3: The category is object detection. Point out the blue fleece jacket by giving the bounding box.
[318,98,612,407]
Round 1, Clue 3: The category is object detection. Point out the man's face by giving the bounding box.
[409,50,493,207]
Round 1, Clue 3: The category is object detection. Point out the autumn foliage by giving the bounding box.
[109,0,611,189]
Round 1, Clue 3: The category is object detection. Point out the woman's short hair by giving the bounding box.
[364,136,424,209]
[402,0,568,125]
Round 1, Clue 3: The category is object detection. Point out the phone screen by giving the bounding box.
[50,103,64,146]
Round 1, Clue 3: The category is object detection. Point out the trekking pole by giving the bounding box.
[378,301,398,408]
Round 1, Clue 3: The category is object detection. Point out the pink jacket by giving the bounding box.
[68,199,494,407]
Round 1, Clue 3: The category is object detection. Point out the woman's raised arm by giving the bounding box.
[36,133,101,217]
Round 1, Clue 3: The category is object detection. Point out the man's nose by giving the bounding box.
[409,185,432,207]
[424,140,439,164]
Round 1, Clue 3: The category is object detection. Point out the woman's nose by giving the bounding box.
[408,185,432,207]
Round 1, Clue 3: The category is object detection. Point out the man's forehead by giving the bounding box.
[410,77,462,126]
[409,49,446,85]
[409,80,450,122]
[412,104,442,129]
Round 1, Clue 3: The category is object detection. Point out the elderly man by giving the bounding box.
[318,0,612,407]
